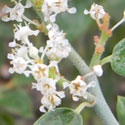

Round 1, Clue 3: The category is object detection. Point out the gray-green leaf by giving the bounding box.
[111,38,125,76]
[34,108,83,125]
[117,96,125,125]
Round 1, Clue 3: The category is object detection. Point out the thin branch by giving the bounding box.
[111,17,125,31]
[74,100,96,114]
[22,15,40,26]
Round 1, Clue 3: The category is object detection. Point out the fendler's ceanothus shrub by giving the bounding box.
[1,0,125,125]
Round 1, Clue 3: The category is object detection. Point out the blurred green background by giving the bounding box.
[0,0,125,125]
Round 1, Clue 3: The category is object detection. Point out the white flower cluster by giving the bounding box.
[7,22,66,112]
[46,23,71,61]
[1,0,97,113]
[32,77,65,112]
[8,24,39,75]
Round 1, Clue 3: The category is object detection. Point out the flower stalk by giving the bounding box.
[74,100,95,114]
[22,15,40,26]
[89,13,112,67]
[90,31,110,67]
[99,55,112,66]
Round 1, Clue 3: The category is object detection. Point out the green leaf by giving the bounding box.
[111,38,125,76]
[117,96,125,125]
[0,90,33,118]
[34,108,83,125]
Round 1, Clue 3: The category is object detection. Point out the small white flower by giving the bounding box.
[39,92,65,112]
[7,43,32,75]
[40,94,61,112]
[10,57,28,74]
[93,65,103,77]
[64,75,95,101]
[32,77,57,95]
[2,0,32,22]
[31,63,49,81]
[84,3,106,20]
[2,3,24,22]
[14,24,39,45]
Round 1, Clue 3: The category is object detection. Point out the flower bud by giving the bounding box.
[29,46,39,59]
[93,65,103,77]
